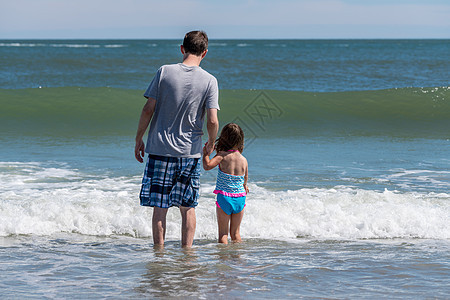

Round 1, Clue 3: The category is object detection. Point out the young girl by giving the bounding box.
[203,123,249,244]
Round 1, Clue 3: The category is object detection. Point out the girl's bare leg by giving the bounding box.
[230,209,244,243]
[216,206,230,244]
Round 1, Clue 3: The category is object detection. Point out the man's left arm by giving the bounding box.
[205,108,219,155]
[135,97,156,163]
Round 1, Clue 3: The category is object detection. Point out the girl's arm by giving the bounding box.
[244,158,249,194]
[202,148,223,171]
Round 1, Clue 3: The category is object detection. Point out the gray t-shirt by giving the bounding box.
[143,63,219,158]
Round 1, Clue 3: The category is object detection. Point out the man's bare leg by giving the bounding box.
[152,207,168,246]
[180,206,196,247]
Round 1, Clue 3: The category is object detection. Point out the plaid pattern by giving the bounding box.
[140,155,201,208]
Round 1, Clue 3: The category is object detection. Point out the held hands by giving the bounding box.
[203,140,215,156]
[135,139,145,163]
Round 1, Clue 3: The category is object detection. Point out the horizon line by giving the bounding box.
[1,37,449,40]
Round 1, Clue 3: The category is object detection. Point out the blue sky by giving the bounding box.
[1,0,449,39]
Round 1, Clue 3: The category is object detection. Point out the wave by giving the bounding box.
[0,42,127,48]
[209,42,228,47]
[0,162,448,239]
[49,44,101,48]
[0,42,47,47]
[0,87,449,138]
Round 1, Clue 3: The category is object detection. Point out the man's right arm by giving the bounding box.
[205,108,219,155]
[135,97,156,163]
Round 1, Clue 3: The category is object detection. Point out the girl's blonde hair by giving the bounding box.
[215,123,245,153]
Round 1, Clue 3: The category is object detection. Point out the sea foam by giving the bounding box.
[0,162,448,240]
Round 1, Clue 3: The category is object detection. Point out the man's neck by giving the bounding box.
[182,54,202,67]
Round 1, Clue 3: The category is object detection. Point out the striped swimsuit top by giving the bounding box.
[213,167,246,197]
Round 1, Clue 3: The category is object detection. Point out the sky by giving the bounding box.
[1,0,449,39]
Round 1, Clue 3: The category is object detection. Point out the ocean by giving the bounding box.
[0,39,449,298]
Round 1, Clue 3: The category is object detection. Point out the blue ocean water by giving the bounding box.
[1,39,449,91]
[0,40,449,298]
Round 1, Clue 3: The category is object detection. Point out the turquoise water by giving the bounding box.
[0,40,449,298]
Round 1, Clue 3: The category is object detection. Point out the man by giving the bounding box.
[135,31,219,248]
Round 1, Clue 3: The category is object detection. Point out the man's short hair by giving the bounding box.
[183,31,208,56]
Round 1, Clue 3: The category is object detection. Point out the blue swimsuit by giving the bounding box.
[214,167,246,215]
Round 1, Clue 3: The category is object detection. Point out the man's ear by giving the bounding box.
[180,45,185,54]
[201,49,208,58]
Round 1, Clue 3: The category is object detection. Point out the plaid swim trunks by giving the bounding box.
[139,154,201,208]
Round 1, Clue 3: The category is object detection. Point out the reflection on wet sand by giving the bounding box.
[135,240,278,298]
[135,242,206,297]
